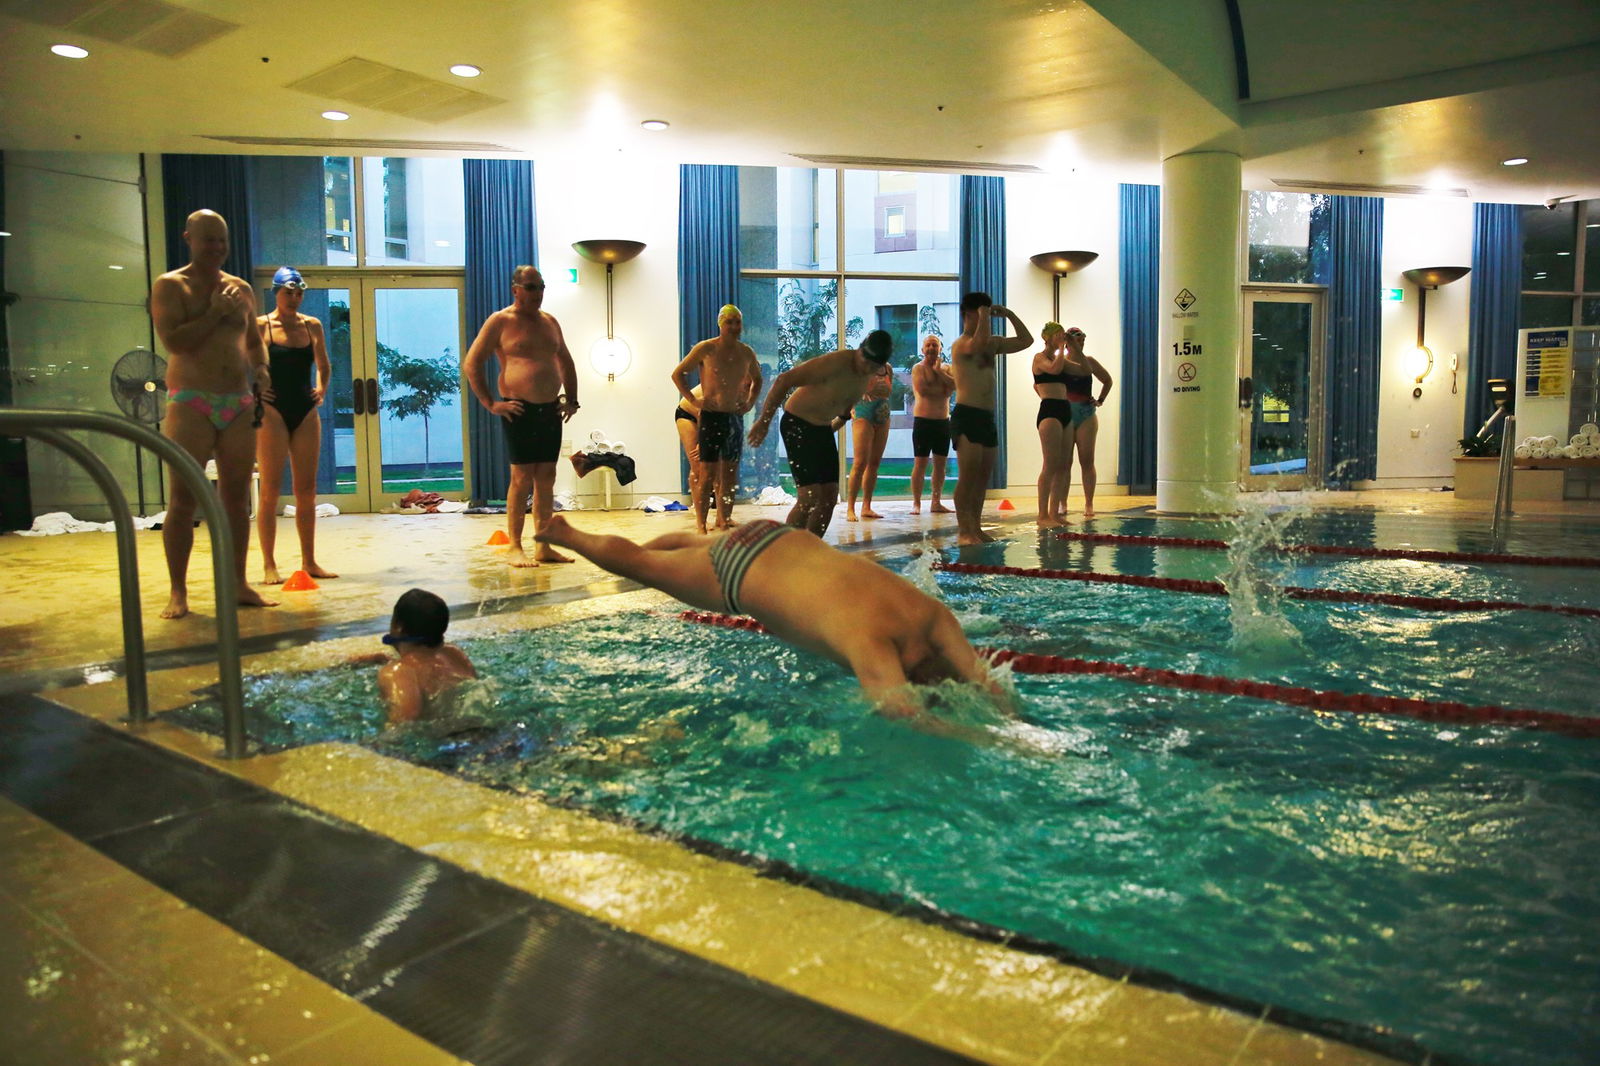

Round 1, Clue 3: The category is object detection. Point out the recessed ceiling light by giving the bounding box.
[449,64,481,78]
[108,264,124,270]
[322,110,350,121]
[1501,157,1529,166]
[0,231,11,238]
[640,119,670,131]
[51,43,90,59]
[1556,251,1571,256]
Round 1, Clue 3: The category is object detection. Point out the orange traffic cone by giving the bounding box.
[486,529,511,546]
[998,499,1015,511]
[281,569,320,591]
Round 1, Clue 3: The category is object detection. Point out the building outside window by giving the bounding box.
[737,167,961,496]
[1520,200,1599,328]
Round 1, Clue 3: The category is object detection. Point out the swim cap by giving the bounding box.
[1042,321,1065,338]
[1065,325,1085,338]
[718,303,742,321]
[272,266,306,291]
[861,329,893,364]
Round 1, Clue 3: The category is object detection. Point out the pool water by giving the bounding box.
[176,511,1600,1066]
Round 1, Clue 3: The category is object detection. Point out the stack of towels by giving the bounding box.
[1514,423,1600,459]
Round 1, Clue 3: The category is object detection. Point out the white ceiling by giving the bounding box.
[1,0,1597,204]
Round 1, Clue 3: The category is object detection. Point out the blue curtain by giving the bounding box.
[1320,195,1383,486]
[677,165,745,491]
[160,155,253,280]
[0,150,32,530]
[959,175,1007,488]
[463,159,537,504]
[1117,184,1159,493]
[1465,203,1522,440]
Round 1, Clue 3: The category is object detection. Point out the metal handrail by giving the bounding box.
[0,408,248,757]
[1490,414,1516,553]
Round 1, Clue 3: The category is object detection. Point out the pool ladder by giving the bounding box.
[0,409,250,758]
[1489,414,1516,553]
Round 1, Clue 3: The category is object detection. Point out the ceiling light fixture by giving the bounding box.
[449,64,481,78]
[0,231,11,238]
[1501,157,1529,166]
[51,44,90,59]
[640,119,669,131]
[322,110,350,121]
[108,264,124,270]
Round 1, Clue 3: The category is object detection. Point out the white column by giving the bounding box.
[1157,151,1241,514]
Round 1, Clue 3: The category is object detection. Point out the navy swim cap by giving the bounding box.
[861,330,893,364]
[272,266,306,290]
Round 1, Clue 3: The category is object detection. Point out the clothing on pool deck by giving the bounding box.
[1070,400,1099,426]
[170,387,256,432]
[697,409,743,464]
[570,449,638,485]
[1036,397,1075,428]
[267,335,317,435]
[673,406,698,425]
[950,403,999,449]
[707,518,793,615]
[852,397,891,425]
[502,400,563,464]
[780,411,840,486]
[912,416,950,458]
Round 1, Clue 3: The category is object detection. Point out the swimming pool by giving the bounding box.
[176,508,1600,1066]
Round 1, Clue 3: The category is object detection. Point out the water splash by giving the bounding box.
[904,538,943,597]
[1220,490,1309,660]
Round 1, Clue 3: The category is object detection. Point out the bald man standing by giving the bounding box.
[671,304,762,534]
[149,209,278,618]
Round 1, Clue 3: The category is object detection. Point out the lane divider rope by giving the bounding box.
[677,610,1599,739]
[933,562,1600,619]
[1055,530,1600,569]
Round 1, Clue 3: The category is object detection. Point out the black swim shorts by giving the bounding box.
[779,411,839,486]
[502,400,562,465]
[950,403,999,449]
[1036,398,1075,428]
[697,409,743,464]
[912,416,951,458]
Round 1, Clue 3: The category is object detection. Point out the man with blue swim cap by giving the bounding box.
[671,303,763,534]
[747,329,895,537]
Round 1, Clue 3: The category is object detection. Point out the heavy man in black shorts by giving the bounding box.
[748,330,895,537]
[464,265,580,567]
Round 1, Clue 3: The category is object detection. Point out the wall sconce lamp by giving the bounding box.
[1029,250,1098,322]
[1401,266,1470,398]
[572,239,646,381]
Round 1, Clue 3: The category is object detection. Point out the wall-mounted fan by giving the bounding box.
[110,348,167,425]
[110,348,168,515]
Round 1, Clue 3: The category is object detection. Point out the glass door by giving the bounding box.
[261,277,467,512]
[1240,291,1323,490]
[357,278,469,509]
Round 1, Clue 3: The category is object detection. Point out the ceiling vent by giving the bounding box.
[1272,178,1469,198]
[287,57,506,123]
[203,135,521,153]
[792,153,1044,175]
[0,0,238,57]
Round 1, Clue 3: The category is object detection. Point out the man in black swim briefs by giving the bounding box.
[949,292,1032,545]
[671,303,763,533]
[748,330,895,537]
[464,265,580,567]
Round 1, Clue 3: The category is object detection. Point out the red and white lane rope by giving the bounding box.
[1055,530,1600,569]
[677,610,1599,739]
[933,562,1600,619]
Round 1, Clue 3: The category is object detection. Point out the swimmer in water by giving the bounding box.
[376,589,479,725]
[535,513,1005,728]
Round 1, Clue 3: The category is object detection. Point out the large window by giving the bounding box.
[250,156,465,269]
[1520,200,1599,328]
[1246,191,1330,285]
[738,167,960,494]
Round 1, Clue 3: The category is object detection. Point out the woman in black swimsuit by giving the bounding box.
[255,267,337,584]
[1031,323,1073,527]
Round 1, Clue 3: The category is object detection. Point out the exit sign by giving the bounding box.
[1384,288,1404,302]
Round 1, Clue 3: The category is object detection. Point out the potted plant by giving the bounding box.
[1453,434,1501,498]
